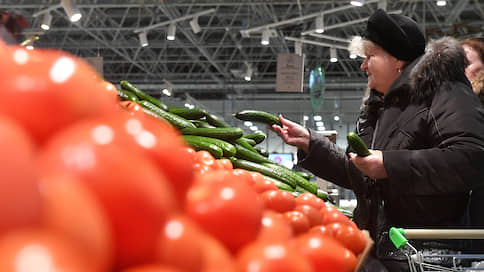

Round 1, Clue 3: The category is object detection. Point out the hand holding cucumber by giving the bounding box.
[269,114,310,153]
[348,149,388,180]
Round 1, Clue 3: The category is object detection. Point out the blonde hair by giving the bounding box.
[471,70,484,106]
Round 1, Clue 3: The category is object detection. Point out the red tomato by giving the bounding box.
[195,150,216,167]
[37,120,179,269]
[102,80,118,95]
[257,210,293,242]
[320,206,356,227]
[101,112,195,204]
[122,265,183,272]
[185,175,263,253]
[294,205,323,227]
[0,47,117,144]
[120,101,143,115]
[325,222,367,255]
[155,215,204,272]
[0,114,42,235]
[200,233,238,272]
[237,240,313,272]
[213,158,233,171]
[282,211,311,235]
[251,172,278,193]
[39,173,114,271]
[260,190,296,213]
[232,169,255,187]
[291,232,357,272]
[295,192,326,210]
[309,225,331,237]
[0,230,92,272]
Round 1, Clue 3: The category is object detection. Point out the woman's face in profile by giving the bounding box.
[463,44,484,81]
[360,44,401,95]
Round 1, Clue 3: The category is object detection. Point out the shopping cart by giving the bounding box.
[389,227,484,272]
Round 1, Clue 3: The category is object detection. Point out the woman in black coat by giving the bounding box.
[271,9,484,271]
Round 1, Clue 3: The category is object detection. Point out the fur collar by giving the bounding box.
[387,37,469,103]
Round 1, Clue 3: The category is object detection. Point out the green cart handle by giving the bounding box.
[389,227,408,249]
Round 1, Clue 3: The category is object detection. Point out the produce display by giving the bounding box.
[0,42,371,272]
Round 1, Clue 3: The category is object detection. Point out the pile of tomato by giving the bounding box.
[0,42,368,272]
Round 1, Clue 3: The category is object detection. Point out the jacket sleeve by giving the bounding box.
[383,82,484,195]
[297,129,369,195]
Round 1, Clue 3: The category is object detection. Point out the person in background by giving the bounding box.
[271,9,484,271]
[462,37,484,84]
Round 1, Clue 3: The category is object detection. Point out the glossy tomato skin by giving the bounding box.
[39,173,114,271]
[257,210,293,242]
[320,206,356,228]
[155,215,204,272]
[0,47,118,144]
[237,240,314,272]
[121,265,183,272]
[0,230,93,272]
[325,222,367,255]
[295,192,326,210]
[251,172,278,194]
[199,233,238,272]
[294,205,323,227]
[100,111,195,204]
[37,118,179,269]
[291,232,357,272]
[260,190,296,213]
[185,171,263,253]
[0,114,42,235]
[282,211,311,236]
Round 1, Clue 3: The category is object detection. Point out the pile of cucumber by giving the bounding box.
[117,81,333,203]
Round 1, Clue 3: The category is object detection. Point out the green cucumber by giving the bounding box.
[191,120,215,128]
[168,106,207,120]
[181,127,244,141]
[263,175,294,192]
[229,158,296,188]
[261,163,318,194]
[347,132,371,157]
[234,110,282,127]
[254,146,269,157]
[295,171,314,180]
[183,136,223,158]
[205,113,231,128]
[243,131,266,144]
[120,80,168,111]
[243,138,257,146]
[234,144,274,164]
[234,137,258,153]
[117,89,138,102]
[183,135,236,157]
[139,100,196,130]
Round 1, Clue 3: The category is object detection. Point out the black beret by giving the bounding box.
[364,9,426,61]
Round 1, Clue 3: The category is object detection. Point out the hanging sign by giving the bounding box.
[276,54,304,92]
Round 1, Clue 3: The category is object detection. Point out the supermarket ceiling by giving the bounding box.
[1,0,483,100]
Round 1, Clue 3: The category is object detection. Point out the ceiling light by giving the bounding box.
[317,126,326,131]
[167,24,176,40]
[350,0,365,7]
[244,121,253,127]
[349,53,357,59]
[138,31,148,47]
[313,115,322,121]
[378,0,387,10]
[61,0,82,22]
[250,126,258,131]
[315,15,324,33]
[244,64,253,81]
[295,41,302,55]
[316,121,324,127]
[303,115,309,121]
[40,12,52,30]
[190,16,202,34]
[330,48,338,63]
[333,115,340,121]
[162,88,171,96]
[436,0,446,6]
[261,29,270,45]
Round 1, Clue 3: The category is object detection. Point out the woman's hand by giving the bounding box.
[349,150,388,179]
[270,115,310,153]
